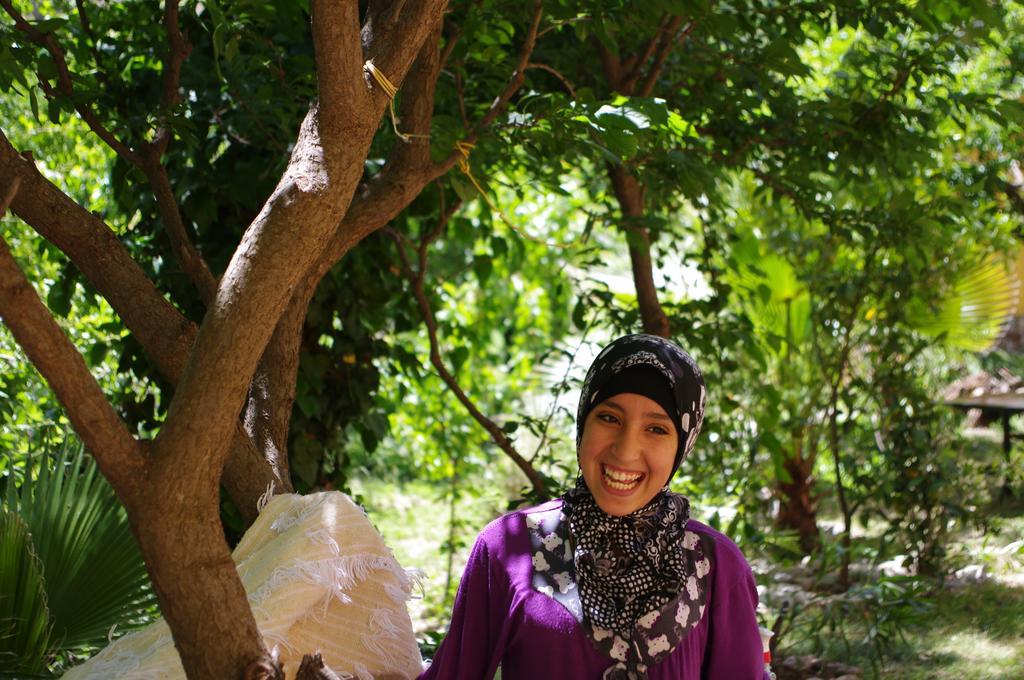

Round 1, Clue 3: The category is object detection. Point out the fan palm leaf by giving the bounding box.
[905,254,1020,352]
[0,509,51,674]
[731,254,812,356]
[3,437,157,665]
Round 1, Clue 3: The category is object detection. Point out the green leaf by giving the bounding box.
[36,56,58,82]
[473,254,493,285]
[224,35,240,63]
[46,271,74,318]
[46,96,60,124]
[600,128,638,158]
[996,99,1024,125]
[6,439,157,652]
[0,510,52,674]
[27,86,39,122]
[87,342,108,366]
[572,299,588,330]
[450,345,470,371]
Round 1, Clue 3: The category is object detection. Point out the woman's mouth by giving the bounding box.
[601,465,645,493]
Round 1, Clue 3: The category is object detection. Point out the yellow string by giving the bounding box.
[454,141,579,251]
[363,60,429,142]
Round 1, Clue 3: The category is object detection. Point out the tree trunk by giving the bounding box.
[775,430,820,554]
[124,466,274,679]
[607,165,671,338]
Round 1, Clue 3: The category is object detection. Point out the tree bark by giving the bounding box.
[124,474,271,679]
[775,429,820,554]
[608,166,671,338]
[1,2,449,676]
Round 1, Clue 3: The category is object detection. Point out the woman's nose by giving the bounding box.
[612,428,642,461]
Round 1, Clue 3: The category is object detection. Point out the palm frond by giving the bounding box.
[5,439,156,654]
[906,254,1020,352]
[0,510,51,674]
[731,255,812,355]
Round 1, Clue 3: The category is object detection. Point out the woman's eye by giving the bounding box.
[597,413,619,424]
[648,425,670,435]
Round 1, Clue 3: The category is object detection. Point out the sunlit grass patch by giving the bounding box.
[876,582,1024,679]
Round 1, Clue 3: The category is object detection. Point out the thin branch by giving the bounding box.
[608,164,670,337]
[73,0,110,89]
[454,64,470,130]
[637,17,689,97]
[142,155,218,304]
[595,39,623,90]
[472,0,543,133]
[0,228,143,490]
[434,0,544,174]
[527,62,576,98]
[621,14,668,91]
[151,0,191,156]
[537,16,590,39]
[439,20,461,71]
[391,18,443,166]
[382,207,549,498]
[0,0,143,168]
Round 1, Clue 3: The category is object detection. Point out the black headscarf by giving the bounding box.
[563,334,710,678]
[575,333,707,475]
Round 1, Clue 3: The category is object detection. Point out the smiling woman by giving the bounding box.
[420,334,768,679]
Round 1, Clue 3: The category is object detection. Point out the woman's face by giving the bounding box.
[578,392,679,516]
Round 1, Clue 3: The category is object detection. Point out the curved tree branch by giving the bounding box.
[0,228,143,491]
[608,165,670,338]
[383,202,549,498]
[0,128,281,515]
[637,17,688,97]
[527,62,576,97]
[621,14,669,91]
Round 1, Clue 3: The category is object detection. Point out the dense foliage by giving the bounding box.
[0,0,1023,676]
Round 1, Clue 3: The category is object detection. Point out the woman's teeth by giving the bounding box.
[603,466,643,490]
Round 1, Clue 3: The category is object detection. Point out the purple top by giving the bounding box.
[420,499,768,680]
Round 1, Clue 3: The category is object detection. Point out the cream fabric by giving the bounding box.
[64,492,424,680]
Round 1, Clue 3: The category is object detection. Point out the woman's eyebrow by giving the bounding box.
[602,400,672,421]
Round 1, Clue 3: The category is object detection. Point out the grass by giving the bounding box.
[879,581,1024,680]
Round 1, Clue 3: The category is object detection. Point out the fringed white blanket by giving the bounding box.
[64,492,424,680]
